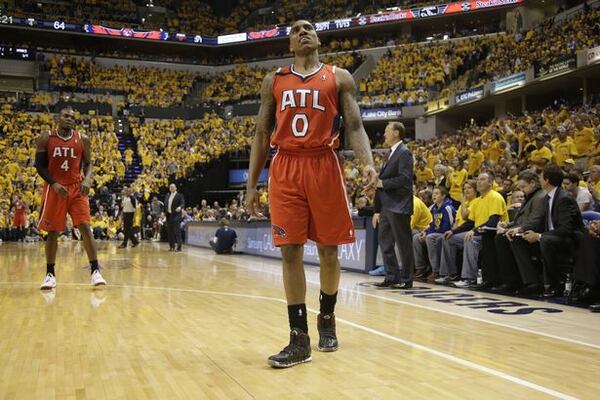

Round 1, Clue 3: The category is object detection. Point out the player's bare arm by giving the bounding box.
[246,71,276,216]
[35,132,67,198]
[80,133,93,195]
[335,68,378,192]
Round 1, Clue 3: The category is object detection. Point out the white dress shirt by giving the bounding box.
[168,192,176,213]
[546,187,558,231]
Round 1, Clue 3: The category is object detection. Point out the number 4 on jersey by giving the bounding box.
[60,160,69,171]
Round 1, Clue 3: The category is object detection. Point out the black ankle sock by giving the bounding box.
[47,263,55,276]
[288,304,308,333]
[319,290,337,314]
[90,260,99,274]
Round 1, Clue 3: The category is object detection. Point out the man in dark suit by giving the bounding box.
[492,170,546,292]
[164,183,185,251]
[519,165,585,296]
[372,121,414,289]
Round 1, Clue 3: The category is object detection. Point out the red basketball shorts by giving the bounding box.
[38,182,91,232]
[13,213,26,228]
[268,147,355,246]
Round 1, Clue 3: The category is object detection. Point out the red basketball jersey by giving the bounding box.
[271,64,341,150]
[46,129,84,185]
[14,200,25,216]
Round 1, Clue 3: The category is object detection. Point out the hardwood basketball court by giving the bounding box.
[1,241,599,399]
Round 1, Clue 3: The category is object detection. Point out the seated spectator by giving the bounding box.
[442,173,508,288]
[507,189,525,221]
[413,186,456,283]
[563,172,594,212]
[492,171,546,293]
[518,165,585,296]
[209,218,237,254]
[434,180,478,284]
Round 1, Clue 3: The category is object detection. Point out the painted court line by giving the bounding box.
[187,252,600,351]
[0,280,578,400]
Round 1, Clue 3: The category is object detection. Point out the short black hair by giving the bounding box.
[564,172,581,185]
[542,164,564,187]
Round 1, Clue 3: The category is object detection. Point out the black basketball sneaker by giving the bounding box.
[317,313,338,352]
[267,328,312,368]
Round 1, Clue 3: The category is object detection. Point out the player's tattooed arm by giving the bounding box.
[246,72,276,216]
[81,133,93,195]
[336,68,374,167]
[336,68,377,193]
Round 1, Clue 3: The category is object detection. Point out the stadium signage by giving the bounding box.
[490,72,526,94]
[535,57,576,79]
[360,108,402,121]
[455,85,484,104]
[425,98,449,114]
[355,284,563,315]
[187,223,367,271]
[0,0,524,46]
[217,32,247,44]
[229,169,268,185]
[587,46,600,65]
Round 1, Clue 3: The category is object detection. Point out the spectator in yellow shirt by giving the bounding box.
[551,127,578,167]
[529,137,553,168]
[415,159,434,184]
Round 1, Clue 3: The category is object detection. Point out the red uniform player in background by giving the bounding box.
[35,107,107,290]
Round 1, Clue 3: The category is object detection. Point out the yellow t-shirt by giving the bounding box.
[574,127,595,155]
[468,190,508,226]
[411,196,433,231]
[415,167,434,183]
[449,169,468,201]
[552,139,578,167]
[529,146,553,164]
[467,151,484,176]
[486,141,502,163]
[454,200,472,228]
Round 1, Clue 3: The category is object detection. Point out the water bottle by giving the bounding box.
[563,273,572,297]
[476,269,483,285]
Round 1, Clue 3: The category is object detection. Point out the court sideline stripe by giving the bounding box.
[1,281,578,400]
[187,252,600,351]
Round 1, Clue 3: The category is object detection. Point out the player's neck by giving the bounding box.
[293,53,321,74]
[57,127,71,139]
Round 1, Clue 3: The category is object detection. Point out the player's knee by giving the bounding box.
[281,244,303,264]
[317,245,338,265]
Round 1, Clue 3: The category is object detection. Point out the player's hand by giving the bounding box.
[175,206,181,212]
[52,183,68,198]
[245,187,264,219]
[361,165,378,195]
[80,180,91,196]
[372,213,380,229]
[443,230,453,240]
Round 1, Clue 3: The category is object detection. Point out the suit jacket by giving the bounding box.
[164,192,185,217]
[543,186,584,238]
[509,188,546,232]
[376,142,413,215]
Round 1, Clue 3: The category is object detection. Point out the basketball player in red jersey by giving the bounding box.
[12,195,27,241]
[35,107,107,289]
[246,20,378,368]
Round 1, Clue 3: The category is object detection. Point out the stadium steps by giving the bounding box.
[114,118,142,187]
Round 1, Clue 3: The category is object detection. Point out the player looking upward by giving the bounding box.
[246,20,377,368]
